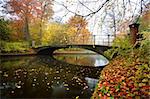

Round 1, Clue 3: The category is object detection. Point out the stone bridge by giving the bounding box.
[36,45,111,55]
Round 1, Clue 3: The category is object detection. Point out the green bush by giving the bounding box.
[138,31,150,62]
[104,35,133,59]
[1,41,30,53]
[104,31,150,61]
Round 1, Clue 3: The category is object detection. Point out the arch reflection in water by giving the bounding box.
[53,48,109,67]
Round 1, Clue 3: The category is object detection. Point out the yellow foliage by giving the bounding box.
[42,23,68,45]
[41,16,92,45]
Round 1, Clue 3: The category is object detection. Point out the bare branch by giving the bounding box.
[83,0,109,17]
[59,12,69,22]
[54,0,110,18]
[77,0,94,12]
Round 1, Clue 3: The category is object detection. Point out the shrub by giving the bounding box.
[104,35,133,59]
[138,31,150,62]
[1,41,30,53]
[104,31,150,61]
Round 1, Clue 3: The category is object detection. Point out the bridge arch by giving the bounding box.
[36,45,111,57]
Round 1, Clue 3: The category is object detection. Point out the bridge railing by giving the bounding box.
[32,34,115,47]
[67,35,115,46]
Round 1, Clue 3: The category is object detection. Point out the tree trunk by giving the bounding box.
[39,21,42,45]
[24,16,30,41]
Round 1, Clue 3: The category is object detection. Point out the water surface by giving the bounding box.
[0,55,103,99]
[54,54,109,66]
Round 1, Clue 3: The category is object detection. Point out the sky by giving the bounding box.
[0,0,18,19]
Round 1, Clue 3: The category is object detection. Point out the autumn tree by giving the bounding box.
[29,19,41,44]
[41,16,91,46]
[9,20,25,41]
[7,0,40,41]
[66,15,91,44]
[31,0,54,45]
[42,22,69,45]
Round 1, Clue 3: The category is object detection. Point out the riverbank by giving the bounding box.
[92,56,149,99]
[0,53,37,56]
[0,47,37,56]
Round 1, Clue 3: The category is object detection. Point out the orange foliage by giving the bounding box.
[8,0,53,41]
[67,15,88,28]
[9,20,24,41]
[66,15,91,44]
[9,0,41,19]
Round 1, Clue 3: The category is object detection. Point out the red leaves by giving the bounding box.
[93,57,150,98]
[98,83,103,88]
[142,85,150,90]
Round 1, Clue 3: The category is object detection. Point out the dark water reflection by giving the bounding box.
[0,56,103,99]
